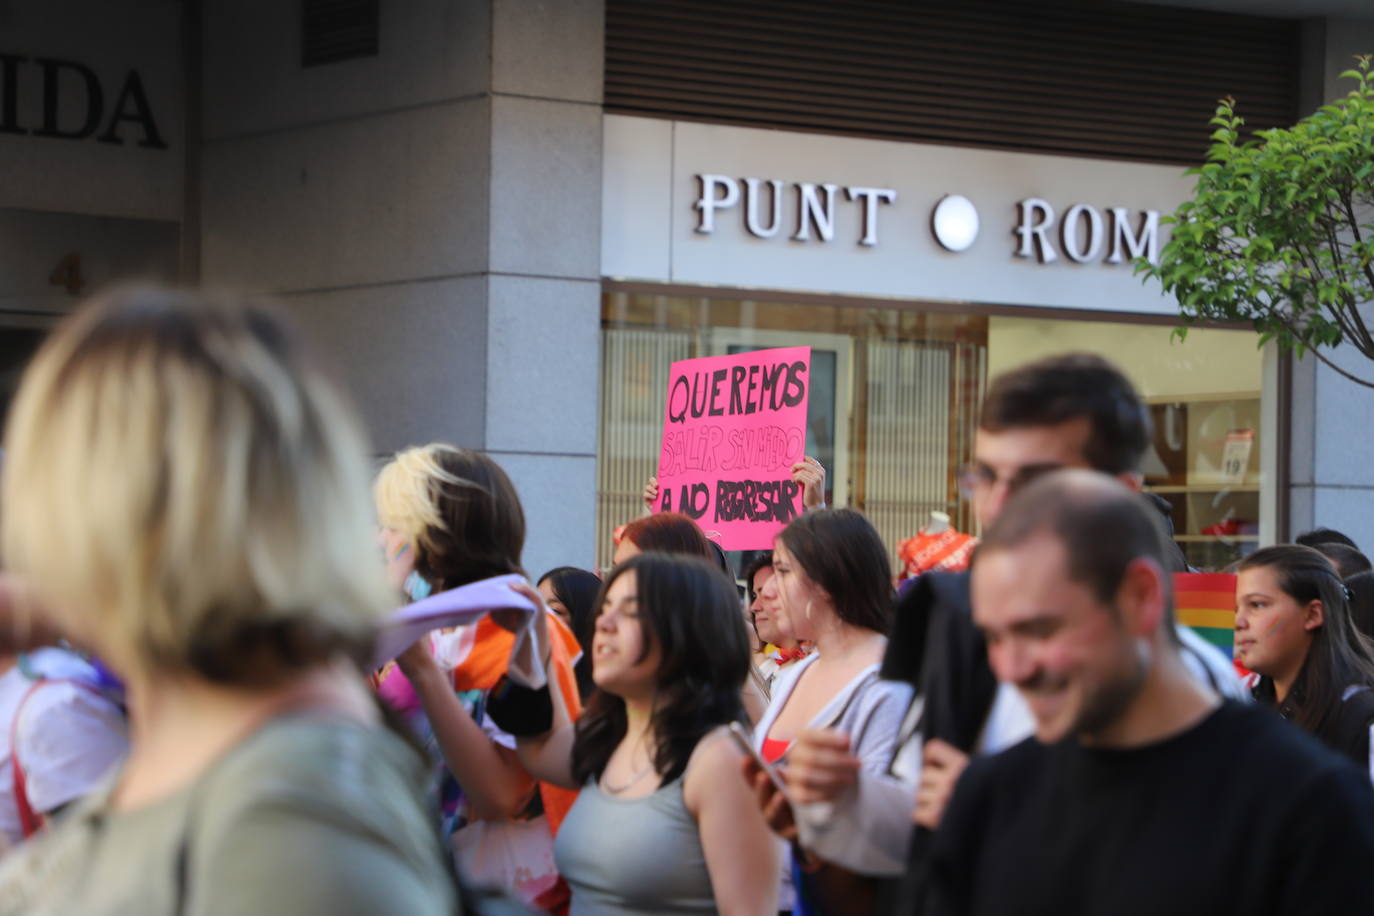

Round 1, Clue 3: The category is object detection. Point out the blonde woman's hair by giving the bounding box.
[0,288,395,684]
[374,444,525,590]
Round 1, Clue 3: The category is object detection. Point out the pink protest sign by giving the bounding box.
[656,346,811,550]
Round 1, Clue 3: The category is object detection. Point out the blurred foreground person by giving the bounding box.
[507,553,780,915]
[0,289,455,915]
[926,470,1374,915]
[1236,545,1374,781]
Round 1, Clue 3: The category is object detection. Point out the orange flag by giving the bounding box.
[445,612,585,835]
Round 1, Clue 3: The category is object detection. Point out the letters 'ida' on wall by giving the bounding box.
[0,4,183,222]
[602,115,1194,316]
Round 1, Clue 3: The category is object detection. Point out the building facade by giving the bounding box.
[2,0,1373,577]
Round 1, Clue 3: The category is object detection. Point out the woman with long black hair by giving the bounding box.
[509,552,780,915]
[538,566,601,700]
[1236,544,1374,780]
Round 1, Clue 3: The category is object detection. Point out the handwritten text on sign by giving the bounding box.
[657,346,810,550]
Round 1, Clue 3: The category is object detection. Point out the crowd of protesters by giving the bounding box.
[0,287,1373,915]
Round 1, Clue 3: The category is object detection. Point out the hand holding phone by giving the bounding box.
[728,721,789,796]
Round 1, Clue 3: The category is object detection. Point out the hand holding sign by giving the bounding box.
[792,456,826,509]
[656,347,811,550]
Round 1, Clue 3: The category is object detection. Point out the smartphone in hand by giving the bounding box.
[727,721,790,796]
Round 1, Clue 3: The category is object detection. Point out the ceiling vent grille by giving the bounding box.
[302,0,380,68]
[606,0,1300,164]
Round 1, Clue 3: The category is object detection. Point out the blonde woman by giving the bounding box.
[374,443,583,908]
[0,289,454,915]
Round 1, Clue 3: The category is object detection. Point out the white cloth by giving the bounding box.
[373,574,548,690]
[1175,624,1249,701]
[0,649,127,852]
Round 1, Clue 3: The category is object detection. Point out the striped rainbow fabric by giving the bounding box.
[1174,572,1237,659]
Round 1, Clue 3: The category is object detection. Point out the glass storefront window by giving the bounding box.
[987,314,1271,571]
[597,290,1274,576]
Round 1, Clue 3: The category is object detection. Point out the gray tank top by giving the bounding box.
[554,777,716,914]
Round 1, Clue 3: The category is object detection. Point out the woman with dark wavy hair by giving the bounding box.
[1237,544,1374,780]
[510,552,780,915]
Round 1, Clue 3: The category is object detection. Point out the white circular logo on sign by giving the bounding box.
[932,194,979,252]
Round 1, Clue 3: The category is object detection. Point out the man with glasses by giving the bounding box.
[749,353,1242,900]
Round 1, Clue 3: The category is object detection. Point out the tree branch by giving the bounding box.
[1335,190,1374,352]
[1272,311,1374,388]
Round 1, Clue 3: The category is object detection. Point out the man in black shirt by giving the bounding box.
[926,469,1374,915]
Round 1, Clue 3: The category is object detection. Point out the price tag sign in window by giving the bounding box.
[1220,429,1254,484]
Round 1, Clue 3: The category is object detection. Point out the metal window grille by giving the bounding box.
[596,327,693,571]
[302,0,380,68]
[862,338,985,568]
[606,0,1299,164]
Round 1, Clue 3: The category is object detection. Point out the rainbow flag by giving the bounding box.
[1174,572,1237,658]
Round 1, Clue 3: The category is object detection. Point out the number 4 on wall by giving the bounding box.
[49,251,85,295]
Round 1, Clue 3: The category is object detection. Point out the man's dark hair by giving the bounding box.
[1309,542,1372,579]
[979,353,1150,475]
[1295,527,1359,550]
[1345,570,1374,641]
[977,469,1176,620]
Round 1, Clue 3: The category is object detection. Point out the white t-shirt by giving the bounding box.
[0,649,128,853]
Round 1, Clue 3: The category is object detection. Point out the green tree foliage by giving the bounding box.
[1141,56,1374,388]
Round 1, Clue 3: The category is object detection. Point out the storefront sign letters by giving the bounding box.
[0,53,168,149]
[693,174,1161,266]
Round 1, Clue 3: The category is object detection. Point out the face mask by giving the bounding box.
[404,571,433,601]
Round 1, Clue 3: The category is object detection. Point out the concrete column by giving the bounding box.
[199,0,604,578]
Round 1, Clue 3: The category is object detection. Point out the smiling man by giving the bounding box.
[925,470,1374,915]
